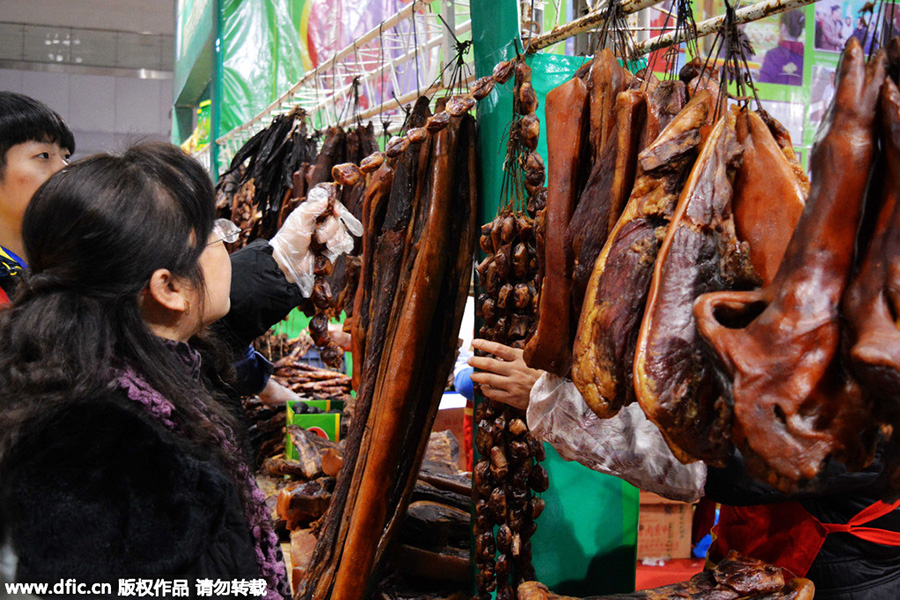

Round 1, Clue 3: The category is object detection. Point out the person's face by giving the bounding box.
[0,140,70,233]
[195,232,232,328]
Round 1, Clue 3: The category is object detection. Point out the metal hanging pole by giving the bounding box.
[527,0,665,51]
[634,0,819,55]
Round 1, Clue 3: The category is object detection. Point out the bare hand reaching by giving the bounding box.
[468,339,545,410]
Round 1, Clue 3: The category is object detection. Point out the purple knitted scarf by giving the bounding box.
[112,341,289,600]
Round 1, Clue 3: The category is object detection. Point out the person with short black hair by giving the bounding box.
[0,92,74,302]
[0,143,290,598]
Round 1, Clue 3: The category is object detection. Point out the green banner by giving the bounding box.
[219,0,307,136]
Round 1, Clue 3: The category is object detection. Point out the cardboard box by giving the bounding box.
[285,401,341,460]
[301,399,344,412]
[637,491,694,560]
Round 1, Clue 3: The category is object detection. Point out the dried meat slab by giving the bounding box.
[732,110,806,285]
[844,78,900,412]
[572,91,712,419]
[635,107,757,467]
[517,552,802,600]
[694,40,886,491]
[524,76,589,376]
[565,52,636,318]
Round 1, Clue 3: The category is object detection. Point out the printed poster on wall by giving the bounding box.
[645,0,898,170]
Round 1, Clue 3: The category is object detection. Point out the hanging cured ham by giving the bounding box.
[566,51,635,319]
[572,88,708,419]
[693,40,887,490]
[843,77,900,414]
[523,75,589,376]
[634,107,757,466]
[296,98,477,600]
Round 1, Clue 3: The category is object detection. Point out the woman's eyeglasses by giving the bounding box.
[208,218,241,245]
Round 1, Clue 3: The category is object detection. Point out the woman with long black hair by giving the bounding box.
[0,142,290,598]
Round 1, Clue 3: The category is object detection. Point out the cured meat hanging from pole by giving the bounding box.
[523,73,589,376]
[731,109,807,284]
[296,95,477,600]
[634,106,757,466]
[566,50,635,320]
[474,56,548,600]
[693,39,887,490]
[843,77,900,438]
[572,87,709,420]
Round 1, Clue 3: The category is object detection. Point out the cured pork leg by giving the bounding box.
[843,78,900,410]
[732,109,806,284]
[571,91,710,419]
[523,77,589,375]
[693,40,886,490]
[348,163,394,390]
[634,108,757,466]
[590,49,632,161]
[566,56,635,318]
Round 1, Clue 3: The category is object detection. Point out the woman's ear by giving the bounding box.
[145,268,190,313]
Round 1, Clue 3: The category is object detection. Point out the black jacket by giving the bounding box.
[706,445,900,600]
[0,393,260,597]
[214,239,307,356]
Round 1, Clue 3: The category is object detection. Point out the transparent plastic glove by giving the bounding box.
[527,373,707,502]
[295,253,314,297]
[270,191,329,295]
[315,215,342,246]
[325,226,354,263]
[335,201,363,237]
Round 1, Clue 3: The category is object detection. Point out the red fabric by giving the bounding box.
[710,502,824,578]
[463,399,473,471]
[710,498,900,578]
[0,286,9,306]
[636,558,705,590]
[692,497,717,545]
[819,500,900,545]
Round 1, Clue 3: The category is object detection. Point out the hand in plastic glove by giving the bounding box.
[468,339,544,410]
[270,189,330,296]
[269,183,363,297]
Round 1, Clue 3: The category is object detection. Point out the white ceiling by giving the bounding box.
[0,0,174,35]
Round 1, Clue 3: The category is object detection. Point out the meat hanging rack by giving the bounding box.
[214,0,473,175]
[525,0,822,53]
[212,0,822,176]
